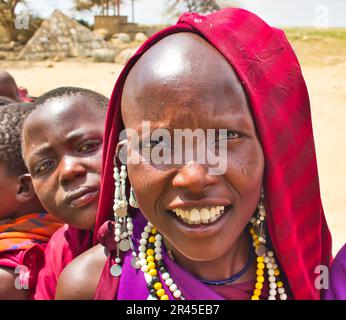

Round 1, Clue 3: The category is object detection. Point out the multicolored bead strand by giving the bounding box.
[138,222,184,300]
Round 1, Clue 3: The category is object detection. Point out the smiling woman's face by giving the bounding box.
[23,96,105,230]
[121,33,265,261]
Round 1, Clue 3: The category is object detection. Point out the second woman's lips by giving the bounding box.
[65,186,99,208]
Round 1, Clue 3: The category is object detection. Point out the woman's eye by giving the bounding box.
[78,140,101,153]
[35,160,55,174]
[227,131,240,140]
[216,130,240,143]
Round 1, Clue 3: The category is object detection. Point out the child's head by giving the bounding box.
[0,71,19,101]
[0,103,44,221]
[22,87,109,230]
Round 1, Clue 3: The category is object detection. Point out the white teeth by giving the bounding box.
[200,208,210,221]
[190,209,201,222]
[210,207,216,217]
[172,206,225,225]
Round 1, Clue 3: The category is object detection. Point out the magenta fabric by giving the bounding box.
[0,250,26,269]
[94,8,332,300]
[0,245,46,299]
[33,224,92,300]
[324,244,346,300]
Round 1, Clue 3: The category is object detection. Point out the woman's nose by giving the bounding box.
[172,162,218,195]
[59,156,86,186]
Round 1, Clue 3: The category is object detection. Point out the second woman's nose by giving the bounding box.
[59,156,87,186]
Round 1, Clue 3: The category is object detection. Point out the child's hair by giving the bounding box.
[0,96,16,106]
[26,86,109,115]
[0,102,31,176]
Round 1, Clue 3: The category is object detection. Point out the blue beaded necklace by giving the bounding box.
[199,244,255,286]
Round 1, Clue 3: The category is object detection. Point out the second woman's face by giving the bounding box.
[121,33,265,261]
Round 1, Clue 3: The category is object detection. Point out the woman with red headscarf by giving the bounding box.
[56,8,332,300]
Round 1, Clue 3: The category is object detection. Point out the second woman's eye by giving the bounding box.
[34,160,55,174]
[77,140,101,153]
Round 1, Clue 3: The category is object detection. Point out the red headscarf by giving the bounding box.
[95,8,332,300]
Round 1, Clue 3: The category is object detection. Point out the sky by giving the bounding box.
[20,0,346,27]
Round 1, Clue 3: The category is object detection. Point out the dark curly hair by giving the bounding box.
[26,86,109,115]
[0,102,32,176]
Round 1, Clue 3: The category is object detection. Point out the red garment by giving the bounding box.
[0,245,45,299]
[0,213,62,299]
[94,8,332,300]
[33,224,92,300]
[0,213,63,252]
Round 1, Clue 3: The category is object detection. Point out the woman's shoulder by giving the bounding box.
[324,244,346,300]
[332,244,346,272]
[55,243,107,300]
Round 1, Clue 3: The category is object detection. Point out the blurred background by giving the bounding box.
[0,0,345,255]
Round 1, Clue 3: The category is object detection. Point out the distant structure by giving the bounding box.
[19,10,114,60]
[94,16,142,39]
[94,15,140,39]
[93,0,140,39]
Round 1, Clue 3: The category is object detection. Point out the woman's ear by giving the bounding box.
[16,174,36,203]
[116,139,128,165]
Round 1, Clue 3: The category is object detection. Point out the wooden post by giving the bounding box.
[101,0,105,15]
[117,0,120,16]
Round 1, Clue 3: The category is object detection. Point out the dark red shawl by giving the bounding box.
[94,8,332,300]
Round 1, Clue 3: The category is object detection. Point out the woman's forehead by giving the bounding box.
[124,33,238,87]
[122,33,248,125]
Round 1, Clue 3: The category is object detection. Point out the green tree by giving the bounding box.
[75,0,123,16]
[0,0,26,41]
[165,0,220,16]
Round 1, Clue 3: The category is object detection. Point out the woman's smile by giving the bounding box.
[164,204,233,240]
[171,206,226,225]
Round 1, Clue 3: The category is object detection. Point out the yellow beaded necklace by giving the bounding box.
[138,221,287,300]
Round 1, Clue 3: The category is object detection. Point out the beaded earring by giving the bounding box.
[249,189,288,300]
[110,158,140,277]
[129,187,139,208]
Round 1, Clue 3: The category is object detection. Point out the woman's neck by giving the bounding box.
[163,231,256,284]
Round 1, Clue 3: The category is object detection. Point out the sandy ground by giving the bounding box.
[1,55,345,257]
